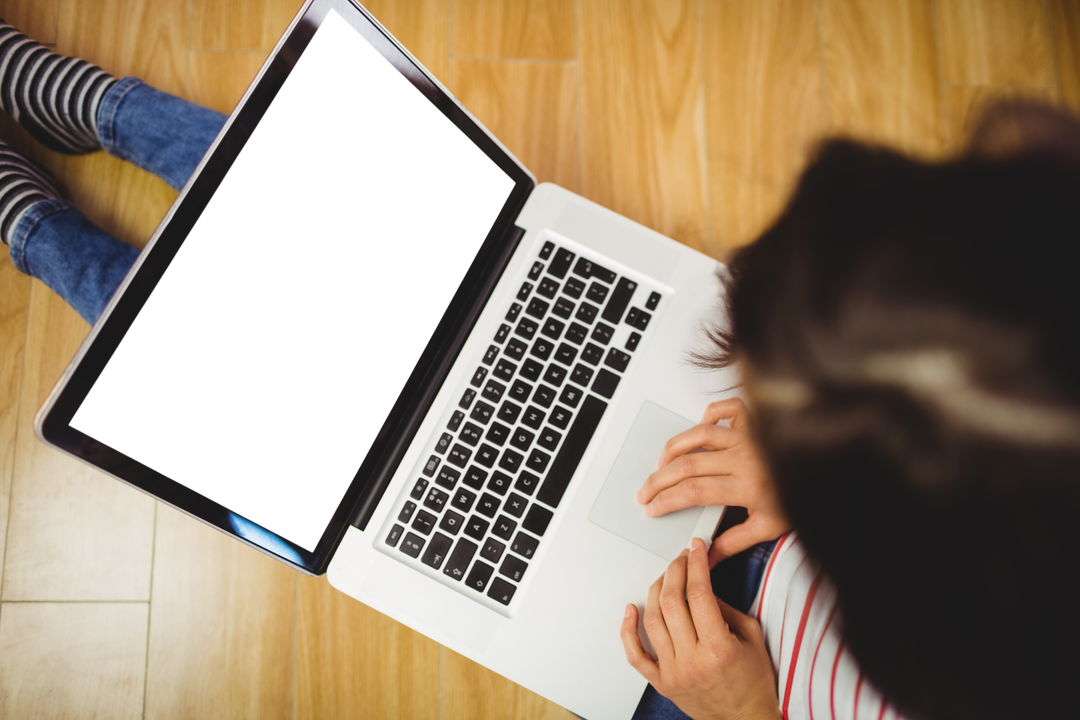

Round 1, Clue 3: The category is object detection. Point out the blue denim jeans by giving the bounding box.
[6,77,225,323]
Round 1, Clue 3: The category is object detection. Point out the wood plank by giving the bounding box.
[0,0,58,43]
[144,505,297,720]
[452,59,579,190]
[453,0,576,60]
[821,0,945,158]
[0,249,30,592]
[936,0,1054,87]
[192,0,299,52]
[295,575,441,720]
[579,0,708,252]
[703,0,827,253]
[0,602,148,719]
[3,285,157,600]
[364,0,451,84]
[188,51,271,116]
[1050,0,1080,111]
[944,84,1057,151]
[442,649,575,720]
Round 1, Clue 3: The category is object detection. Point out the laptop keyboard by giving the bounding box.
[378,235,664,614]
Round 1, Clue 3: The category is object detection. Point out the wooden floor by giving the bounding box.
[0,0,1076,717]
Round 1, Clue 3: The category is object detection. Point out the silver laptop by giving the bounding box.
[36,1,737,717]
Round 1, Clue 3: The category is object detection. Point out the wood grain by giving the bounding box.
[364,0,451,84]
[452,59,579,189]
[0,602,149,719]
[188,51,271,116]
[442,649,575,720]
[296,575,441,720]
[144,505,297,720]
[944,84,1057,150]
[192,0,300,52]
[703,0,826,253]
[936,0,1055,87]
[579,0,707,252]
[821,0,945,158]
[0,257,30,592]
[454,0,576,60]
[0,0,58,43]
[1050,0,1080,111]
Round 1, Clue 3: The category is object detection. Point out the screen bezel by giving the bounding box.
[36,0,535,575]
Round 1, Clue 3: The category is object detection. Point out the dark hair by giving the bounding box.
[712,102,1080,720]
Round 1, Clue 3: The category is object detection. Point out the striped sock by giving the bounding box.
[0,140,63,245]
[0,20,117,154]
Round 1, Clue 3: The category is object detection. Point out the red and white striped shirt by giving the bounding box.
[749,533,911,720]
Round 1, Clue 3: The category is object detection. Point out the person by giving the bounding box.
[622,100,1080,720]
[0,20,225,324]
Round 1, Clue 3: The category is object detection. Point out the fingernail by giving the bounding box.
[625,603,634,618]
[678,548,689,558]
[635,489,644,503]
[643,503,654,517]
[656,458,662,470]
[692,537,706,552]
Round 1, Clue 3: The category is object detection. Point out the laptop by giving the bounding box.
[35,1,738,717]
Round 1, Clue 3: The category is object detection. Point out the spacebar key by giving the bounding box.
[536,395,607,509]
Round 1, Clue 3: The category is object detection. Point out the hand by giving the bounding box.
[620,538,781,720]
[636,398,790,565]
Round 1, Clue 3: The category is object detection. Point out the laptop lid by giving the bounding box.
[35,0,535,575]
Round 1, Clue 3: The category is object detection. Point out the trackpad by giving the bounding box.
[589,401,703,560]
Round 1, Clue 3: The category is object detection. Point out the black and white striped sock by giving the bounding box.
[0,140,63,245]
[0,20,117,155]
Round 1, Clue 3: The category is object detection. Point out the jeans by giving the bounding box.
[6,77,225,324]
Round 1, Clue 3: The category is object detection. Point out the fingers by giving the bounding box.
[638,446,746,509]
[655,423,740,471]
[644,475,743,517]
[701,397,750,431]
[708,518,783,566]
[714,597,763,643]
[658,552,697,651]
[643,572,675,663]
[620,603,661,685]
[684,538,730,642]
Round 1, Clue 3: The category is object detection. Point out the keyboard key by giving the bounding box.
[517,282,533,301]
[515,471,540,496]
[470,400,494,424]
[570,364,593,387]
[526,448,551,473]
[410,479,429,500]
[443,539,478,581]
[573,257,616,284]
[489,577,518,605]
[503,493,528,518]
[626,332,641,351]
[448,444,471,468]
[605,348,631,372]
[465,515,489,540]
[601,277,637,325]
[509,380,532,403]
[424,488,449,513]
[559,383,583,408]
[398,501,417,523]
[520,358,543,381]
[485,421,510,446]
[555,343,577,366]
[423,455,440,476]
[522,406,545,429]
[646,291,661,310]
[533,384,556,408]
[553,296,575,319]
[499,448,523,473]
[504,337,527,361]
[488,471,513,495]
[511,531,540,559]
[448,410,465,431]
[537,276,560,298]
[482,345,499,365]
[592,368,621,399]
[481,380,505,404]
[541,317,565,340]
[539,240,554,259]
[463,466,487,489]
[549,247,575,278]
[515,317,538,340]
[435,466,460,490]
[493,358,517,382]
[586,282,609,304]
[505,303,522,323]
[526,297,549,319]
[466,560,495,593]
[439,510,465,535]
[537,395,607,508]
[401,532,424,558]
[575,302,598,325]
[530,338,554,361]
[493,515,518,541]
[581,343,604,365]
[481,538,505,564]
[413,509,436,535]
[477,493,500,517]
[537,427,562,452]
[421,532,451,570]
[475,443,499,467]
[459,422,482,446]
[498,400,522,424]
[563,276,585,299]
[548,405,572,429]
[460,388,476,409]
[591,322,614,345]
[510,427,535,451]
[523,505,554,536]
[435,432,453,454]
[494,324,510,343]
[499,554,528,582]
[565,322,587,345]
[386,523,404,547]
[453,488,476,513]
[528,261,544,281]
[629,307,651,331]
[543,364,567,386]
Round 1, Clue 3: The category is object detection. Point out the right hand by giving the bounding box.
[636,398,790,566]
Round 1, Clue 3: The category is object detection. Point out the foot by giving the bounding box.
[0,139,63,245]
[0,20,117,154]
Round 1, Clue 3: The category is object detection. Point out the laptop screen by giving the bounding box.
[40,0,532,571]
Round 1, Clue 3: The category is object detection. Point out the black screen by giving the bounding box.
[69,14,511,546]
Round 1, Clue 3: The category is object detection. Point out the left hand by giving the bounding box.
[620,537,782,720]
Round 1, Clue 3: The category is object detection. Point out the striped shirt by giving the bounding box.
[749,533,911,720]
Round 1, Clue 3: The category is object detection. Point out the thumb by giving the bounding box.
[715,596,762,640]
[708,521,770,567]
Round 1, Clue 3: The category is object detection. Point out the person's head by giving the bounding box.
[710,101,1080,720]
